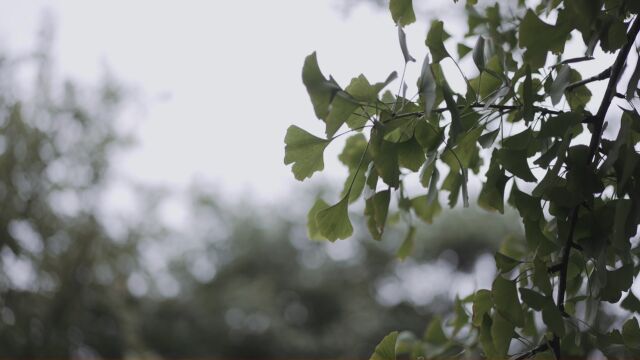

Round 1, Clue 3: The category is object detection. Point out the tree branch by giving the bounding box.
[513,343,549,360]
[552,15,640,360]
[565,67,611,92]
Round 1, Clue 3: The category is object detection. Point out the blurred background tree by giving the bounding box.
[0,15,521,360]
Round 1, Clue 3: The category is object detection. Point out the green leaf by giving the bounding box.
[519,288,548,311]
[284,125,330,180]
[424,316,448,345]
[519,10,570,69]
[389,0,415,26]
[397,137,425,171]
[371,128,400,188]
[307,198,330,241]
[478,128,500,149]
[339,134,369,169]
[538,112,582,138]
[370,331,399,360]
[622,318,640,349]
[326,92,359,137]
[442,82,462,143]
[523,64,534,123]
[495,252,521,273]
[472,36,485,71]
[497,148,537,182]
[490,312,513,358]
[627,56,640,100]
[346,73,397,103]
[472,289,493,326]
[411,194,442,223]
[621,292,640,313]
[478,152,508,213]
[457,43,472,59]
[426,20,451,63]
[302,52,340,119]
[492,275,524,327]
[417,55,437,116]
[533,257,553,295]
[398,25,416,63]
[315,195,353,241]
[612,199,632,250]
[509,185,543,221]
[365,190,391,240]
[549,65,571,105]
[479,315,499,358]
[451,297,469,335]
[396,226,416,260]
[542,301,565,337]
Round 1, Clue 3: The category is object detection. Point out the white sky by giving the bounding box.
[0,0,621,207]
[0,0,457,204]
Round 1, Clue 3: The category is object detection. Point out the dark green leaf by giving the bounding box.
[365,190,391,240]
[490,312,513,358]
[622,317,640,349]
[472,36,485,71]
[492,275,524,327]
[542,301,565,337]
[495,252,521,273]
[302,52,340,119]
[523,64,534,123]
[621,291,640,313]
[426,20,451,63]
[519,288,548,311]
[519,10,570,69]
[424,316,448,345]
[472,289,493,326]
[497,148,537,182]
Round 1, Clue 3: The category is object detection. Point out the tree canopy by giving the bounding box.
[286,0,640,358]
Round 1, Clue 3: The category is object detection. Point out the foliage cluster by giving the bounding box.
[286,0,640,358]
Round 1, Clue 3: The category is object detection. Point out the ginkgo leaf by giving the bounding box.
[315,195,353,241]
[326,92,359,137]
[370,331,399,360]
[472,36,485,71]
[365,190,391,240]
[426,20,451,63]
[550,65,571,105]
[284,125,330,180]
[389,0,415,26]
[523,64,534,123]
[398,25,415,63]
[302,52,340,120]
[490,312,513,358]
[411,194,442,223]
[519,10,570,69]
[396,226,415,260]
[497,148,537,182]
[472,289,493,326]
[492,275,524,327]
[307,198,329,241]
[417,55,437,115]
[494,252,521,273]
[442,82,461,143]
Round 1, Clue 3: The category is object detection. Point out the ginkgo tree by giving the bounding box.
[285,0,640,358]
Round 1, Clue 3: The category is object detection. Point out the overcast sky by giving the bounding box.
[0,0,455,205]
[0,0,620,210]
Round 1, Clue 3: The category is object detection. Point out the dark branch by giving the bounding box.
[513,343,549,360]
[552,15,640,360]
[565,67,611,92]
